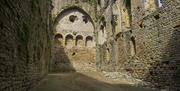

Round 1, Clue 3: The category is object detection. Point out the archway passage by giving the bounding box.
[86,36,93,48]
[76,35,83,47]
[65,34,74,48]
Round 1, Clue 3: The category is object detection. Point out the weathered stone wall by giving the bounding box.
[96,0,115,72]
[50,0,97,72]
[130,1,180,90]
[97,0,180,90]
[0,0,51,90]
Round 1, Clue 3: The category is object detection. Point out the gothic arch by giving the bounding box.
[53,6,95,30]
[55,33,63,39]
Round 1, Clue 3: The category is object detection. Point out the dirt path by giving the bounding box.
[30,72,157,91]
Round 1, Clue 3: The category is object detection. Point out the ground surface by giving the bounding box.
[30,72,157,91]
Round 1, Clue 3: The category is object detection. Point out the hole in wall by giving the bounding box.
[82,16,88,24]
[72,52,76,56]
[16,13,20,19]
[69,15,77,22]
[154,14,160,20]
[125,68,133,72]
[139,23,143,28]
[130,30,132,33]
[101,16,105,22]
[137,6,140,11]
[150,57,154,60]
[123,8,126,12]
[100,25,104,30]
[143,42,145,45]
[150,71,153,75]
[115,32,121,40]
[103,21,106,27]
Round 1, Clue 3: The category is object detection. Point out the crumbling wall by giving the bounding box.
[0,0,51,90]
[97,0,180,90]
[50,0,97,72]
[128,0,180,90]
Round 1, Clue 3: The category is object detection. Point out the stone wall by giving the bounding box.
[50,0,97,72]
[97,0,180,90]
[130,1,180,90]
[0,0,51,91]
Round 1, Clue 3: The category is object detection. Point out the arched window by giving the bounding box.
[76,35,83,47]
[130,36,136,56]
[86,36,93,47]
[54,34,63,46]
[65,34,74,48]
[106,48,110,62]
[157,0,162,7]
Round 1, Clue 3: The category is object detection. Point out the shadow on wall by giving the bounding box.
[143,27,180,90]
[50,37,75,73]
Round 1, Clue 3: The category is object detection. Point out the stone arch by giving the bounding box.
[130,36,136,56]
[54,33,63,46]
[76,35,83,47]
[86,36,93,47]
[65,34,74,48]
[53,6,95,31]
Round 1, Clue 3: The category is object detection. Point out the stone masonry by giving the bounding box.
[50,0,97,72]
[96,0,180,91]
[0,0,180,91]
[0,0,51,90]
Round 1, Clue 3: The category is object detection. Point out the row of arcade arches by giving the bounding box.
[54,33,94,48]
